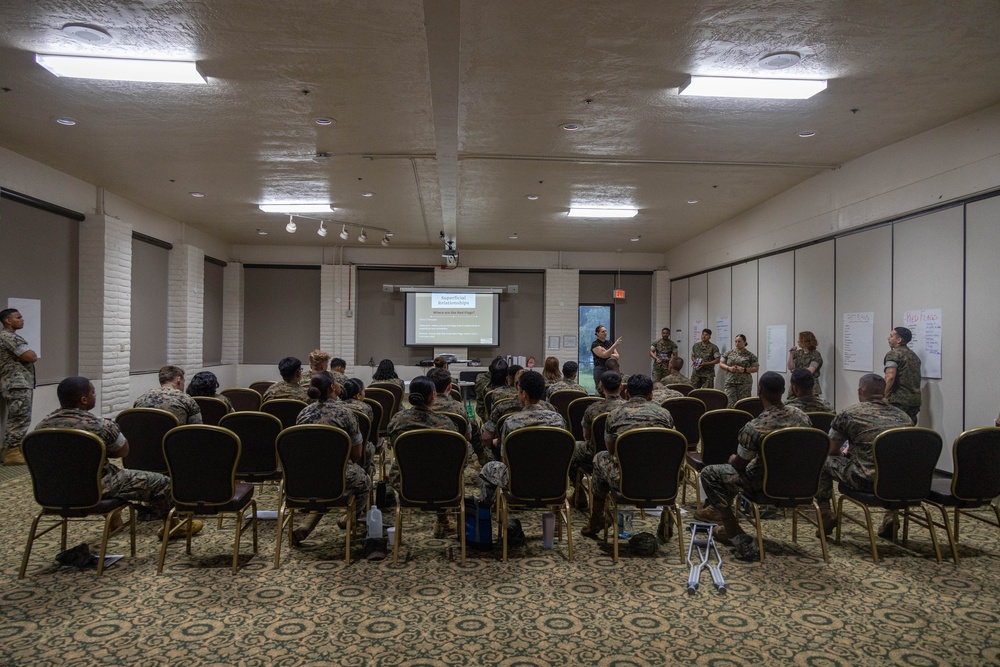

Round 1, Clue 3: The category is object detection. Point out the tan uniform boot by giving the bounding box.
[3,447,26,466]
[580,495,607,539]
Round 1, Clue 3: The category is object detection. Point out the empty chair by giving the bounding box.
[392,428,469,564]
[261,398,308,430]
[661,397,706,451]
[567,396,602,442]
[666,383,693,396]
[274,424,357,565]
[733,397,764,418]
[20,429,137,578]
[158,425,258,574]
[836,427,943,564]
[365,387,396,437]
[683,409,753,503]
[362,396,387,479]
[923,427,1000,562]
[549,389,588,424]
[115,408,179,473]
[193,396,230,426]
[689,388,728,412]
[603,427,688,563]
[806,411,836,433]
[739,427,832,562]
[369,382,402,416]
[498,426,576,562]
[219,412,283,485]
[221,388,262,412]
[248,381,275,395]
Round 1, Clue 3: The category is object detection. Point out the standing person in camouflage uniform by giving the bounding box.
[263,357,310,403]
[816,373,913,536]
[690,329,721,389]
[884,326,922,424]
[478,371,567,506]
[786,331,824,398]
[661,357,692,387]
[693,372,811,542]
[650,327,679,383]
[546,361,587,398]
[582,374,675,539]
[387,376,461,536]
[36,376,203,539]
[134,365,202,424]
[474,356,507,423]
[1,308,37,465]
[570,371,626,509]
[341,378,377,477]
[719,334,760,407]
[300,349,332,388]
[786,369,834,413]
[292,374,370,545]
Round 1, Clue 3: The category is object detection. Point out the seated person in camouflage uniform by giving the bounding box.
[291,374,369,545]
[330,357,349,389]
[473,356,507,423]
[545,361,587,398]
[582,374,675,539]
[481,365,523,453]
[786,368,834,414]
[300,349,332,388]
[186,370,234,412]
[340,378,377,477]
[651,382,684,405]
[478,371,568,506]
[428,368,489,466]
[134,365,202,424]
[815,373,913,536]
[387,376,461,537]
[693,372,811,543]
[263,357,311,403]
[38,376,203,539]
[661,356,693,387]
[569,371,625,508]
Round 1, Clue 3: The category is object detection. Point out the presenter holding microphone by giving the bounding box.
[591,325,621,387]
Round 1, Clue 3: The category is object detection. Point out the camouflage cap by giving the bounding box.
[628,532,659,556]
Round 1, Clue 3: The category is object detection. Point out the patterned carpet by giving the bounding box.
[2,465,999,667]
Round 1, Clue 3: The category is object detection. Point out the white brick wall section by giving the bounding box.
[168,244,205,370]
[653,269,672,340]
[544,269,579,367]
[434,267,470,360]
[327,264,356,371]
[79,214,132,417]
[222,262,244,364]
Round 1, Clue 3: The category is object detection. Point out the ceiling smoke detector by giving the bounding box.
[61,24,113,45]
[758,51,801,70]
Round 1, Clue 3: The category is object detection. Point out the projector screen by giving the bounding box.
[405,291,500,347]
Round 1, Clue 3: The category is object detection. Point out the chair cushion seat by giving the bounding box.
[685,452,704,470]
[42,497,128,517]
[501,487,566,508]
[176,483,255,515]
[741,490,812,509]
[237,469,283,483]
[837,482,920,510]
[926,477,988,508]
[399,493,463,510]
[609,489,669,508]
[284,491,354,511]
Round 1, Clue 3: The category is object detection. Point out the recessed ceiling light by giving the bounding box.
[55,117,77,126]
[509,233,518,239]
[257,229,268,235]
[678,75,827,100]
[560,123,583,131]
[758,51,801,70]
[35,54,206,84]
[361,191,374,197]
[61,24,113,46]
[687,199,699,204]
[258,203,333,213]
[798,130,816,138]
[630,236,641,242]
[189,192,205,197]
[525,194,539,200]
[568,207,638,218]
[313,117,336,126]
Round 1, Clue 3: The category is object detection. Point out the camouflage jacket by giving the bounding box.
[296,399,363,445]
[387,405,459,447]
[736,404,811,477]
[605,397,676,450]
[651,337,678,362]
[830,400,912,475]
[661,372,692,386]
[134,386,202,424]
[691,342,721,377]
[499,403,567,455]
[0,329,35,391]
[791,348,823,383]
[263,381,310,403]
[722,348,758,387]
[787,395,834,413]
[884,345,922,409]
[546,380,587,399]
[581,395,625,450]
[652,387,684,405]
[36,408,126,477]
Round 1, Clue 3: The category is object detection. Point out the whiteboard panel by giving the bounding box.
[707,267,733,356]
[795,241,836,402]
[893,206,964,470]
[731,261,758,389]
[965,196,1000,430]
[758,253,795,378]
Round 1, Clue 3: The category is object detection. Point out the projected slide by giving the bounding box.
[405,292,499,346]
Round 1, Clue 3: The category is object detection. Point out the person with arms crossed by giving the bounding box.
[0,308,37,466]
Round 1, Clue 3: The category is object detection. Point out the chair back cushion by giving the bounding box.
[567,396,602,441]
[365,387,396,434]
[759,427,830,502]
[261,399,308,430]
[698,409,753,466]
[952,427,1000,501]
[220,388,263,412]
[193,396,229,426]
[24,429,105,509]
[163,425,241,505]
[439,411,469,437]
[806,411,836,433]
[362,398,385,439]
[689,389,728,412]
[369,383,402,414]
[615,428,687,502]
[591,413,610,453]
[661,397,707,447]
[350,410,374,445]
[549,390,588,422]
[116,408,180,473]
[503,427,575,501]
[248,381,275,395]
[872,427,943,501]
[276,424,352,501]
[394,429,467,505]
[219,411,283,475]
[733,397,764,418]
[666,384,693,396]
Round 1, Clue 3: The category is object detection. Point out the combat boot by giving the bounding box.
[580,495,607,539]
[3,447,25,466]
[710,507,745,545]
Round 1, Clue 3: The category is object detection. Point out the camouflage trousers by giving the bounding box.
[591,451,621,499]
[469,422,492,465]
[817,456,873,501]
[691,373,715,389]
[701,463,764,511]
[567,440,592,485]
[345,461,372,517]
[724,382,751,408]
[899,405,919,426]
[2,388,32,452]
[478,461,509,507]
[362,441,377,478]
[102,466,173,518]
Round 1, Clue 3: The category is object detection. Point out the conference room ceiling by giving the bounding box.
[2,1,999,254]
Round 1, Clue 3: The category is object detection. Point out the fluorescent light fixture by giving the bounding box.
[678,75,827,100]
[258,203,333,213]
[567,207,638,218]
[35,54,206,84]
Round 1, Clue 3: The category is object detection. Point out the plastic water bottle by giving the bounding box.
[541,513,555,549]
[367,505,382,539]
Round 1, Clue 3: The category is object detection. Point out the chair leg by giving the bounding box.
[393,504,402,565]
[563,500,573,562]
[127,506,137,557]
[96,513,115,576]
[936,505,959,563]
[232,508,243,574]
[747,499,764,563]
[812,501,829,563]
[346,497,356,563]
[251,500,259,554]
[499,496,508,563]
[921,504,942,563]
[157,508,177,574]
[61,520,68,552]
[459,502,466,565]
[681,466,688,505]
[273,505,286,568]
[860,505,879,564]
[19,513,45,579]
[608,497,619,563]
[674,505,685,564]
